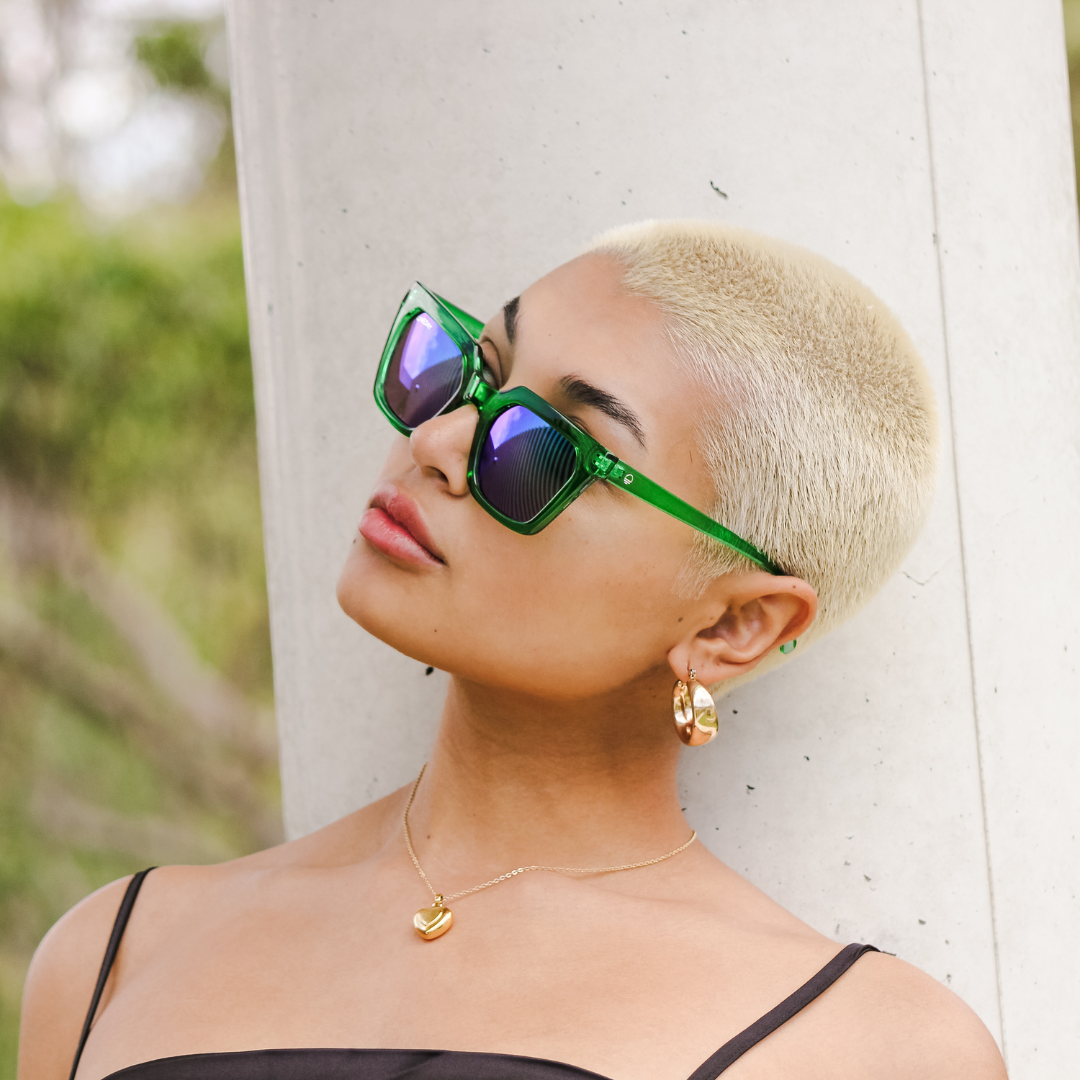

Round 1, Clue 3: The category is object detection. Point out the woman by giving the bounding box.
[20,221,1007,1080]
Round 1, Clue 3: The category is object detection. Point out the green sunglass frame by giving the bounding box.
[373,283,786,582]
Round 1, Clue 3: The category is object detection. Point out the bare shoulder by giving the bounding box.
[827,951,1008,1079]
[19,859,266,1080]
[19,874,137,1080]
[18,788,403,1080]
[19,863,256,1080]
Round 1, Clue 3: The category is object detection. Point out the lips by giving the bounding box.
[359,485,445,568]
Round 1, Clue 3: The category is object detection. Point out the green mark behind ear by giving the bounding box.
[779,639,797,655]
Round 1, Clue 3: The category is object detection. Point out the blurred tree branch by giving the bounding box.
[29,780,236,866]
[0,480,276,767]
[0,588,280,848]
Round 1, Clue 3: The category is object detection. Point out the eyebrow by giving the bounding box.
[558,374,647,448]
[503,296,520,345]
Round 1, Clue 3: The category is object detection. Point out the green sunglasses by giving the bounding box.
[374,284,792,607]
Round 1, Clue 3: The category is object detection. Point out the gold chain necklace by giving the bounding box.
[403,763,698,940]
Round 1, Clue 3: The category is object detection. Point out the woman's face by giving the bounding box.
[337,254,728,700]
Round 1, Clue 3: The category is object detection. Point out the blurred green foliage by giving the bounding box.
[0,18,277,1080]
[136,24,222,98]
[0,198,270,685]
[0,201,248,505]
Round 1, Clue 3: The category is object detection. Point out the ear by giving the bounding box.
[667,573,817,687]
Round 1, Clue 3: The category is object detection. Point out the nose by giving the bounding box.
[409,404,478,496]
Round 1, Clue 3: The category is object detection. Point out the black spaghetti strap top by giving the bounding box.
[72,869,878,1080]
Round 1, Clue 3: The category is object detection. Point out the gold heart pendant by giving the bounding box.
[414,903,453,940]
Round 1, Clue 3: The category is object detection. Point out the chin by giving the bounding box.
[336,541,447,668]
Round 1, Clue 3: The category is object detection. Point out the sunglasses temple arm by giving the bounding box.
[600,460,783,575]
[432,292,487,339]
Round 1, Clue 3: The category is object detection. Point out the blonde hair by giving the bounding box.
[584,220,937,671]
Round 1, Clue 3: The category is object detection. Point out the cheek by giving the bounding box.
[375,434,413,477]
[339,495,694,697]
[473,533,689,694]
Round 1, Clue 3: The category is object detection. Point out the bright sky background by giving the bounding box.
[0,0,227,213]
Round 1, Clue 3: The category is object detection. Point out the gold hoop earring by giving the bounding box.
[673,667,719,746]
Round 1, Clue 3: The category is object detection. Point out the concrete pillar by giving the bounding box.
[226,2,1080,1073]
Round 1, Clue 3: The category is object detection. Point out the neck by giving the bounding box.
[404,671,690,887]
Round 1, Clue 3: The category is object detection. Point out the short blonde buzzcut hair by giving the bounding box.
[584,220,937,666]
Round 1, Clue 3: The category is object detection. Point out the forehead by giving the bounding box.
[514,253,667,357]
[509,254,700,429]
[508,254,694,415]
[503,255,710,494]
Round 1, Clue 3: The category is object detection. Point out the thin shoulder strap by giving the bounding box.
[69,868,156,1080]
[686,943,879,1080]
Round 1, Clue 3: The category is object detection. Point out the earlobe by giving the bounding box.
[668,574,817,687]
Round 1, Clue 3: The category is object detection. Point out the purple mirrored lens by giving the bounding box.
[385,312,464,428]
[476,406,577,523]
